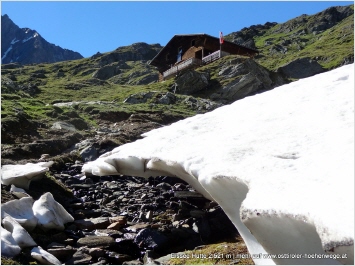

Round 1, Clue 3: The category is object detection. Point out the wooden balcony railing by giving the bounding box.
[163,57,202,79]
[162,50,230,80]
[202,50,230,64]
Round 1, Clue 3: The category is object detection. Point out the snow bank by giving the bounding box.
[83,64,354,264]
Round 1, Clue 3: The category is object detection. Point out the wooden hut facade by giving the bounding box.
[149,34,259,81]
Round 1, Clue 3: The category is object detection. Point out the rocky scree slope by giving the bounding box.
[1,14,83,64]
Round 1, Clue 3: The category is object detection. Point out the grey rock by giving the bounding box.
[172,70,210,94]
[123,91,156,104]
[80,145,99,162]
[67,250,92,265]
[157,92,176,105]
[74,217,110,231]
[92,63,121,80]
[47,243,76,262]
[277,57,325,79]
[77,236,114,248]
[125,223,150,233]
[52,121,77,131]
[211,58,276,103]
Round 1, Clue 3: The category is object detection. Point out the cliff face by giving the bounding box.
[1,14,83,64]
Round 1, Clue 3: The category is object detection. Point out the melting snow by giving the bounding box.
[83,64,354,264]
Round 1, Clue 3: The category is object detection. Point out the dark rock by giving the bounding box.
[277,57,325,79]
[192,218,211,242]
[66,250,92,265]
[47,242,77,262]
[134,228,169,250]
[157,92,176,105]
[107,252,133,264]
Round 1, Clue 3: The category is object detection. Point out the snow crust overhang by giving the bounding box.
[83,64,354,265]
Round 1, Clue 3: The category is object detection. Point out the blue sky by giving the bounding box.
[1,1,352,58]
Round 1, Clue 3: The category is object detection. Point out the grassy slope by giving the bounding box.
[1,5,353,140]
[253,8,354,71]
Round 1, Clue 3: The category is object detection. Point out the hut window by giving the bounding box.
[191,39,196,46]
[177,47,182,62]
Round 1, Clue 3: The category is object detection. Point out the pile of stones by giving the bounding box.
[7,162,238,265]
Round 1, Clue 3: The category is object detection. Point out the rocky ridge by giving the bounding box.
[1,14,83,64]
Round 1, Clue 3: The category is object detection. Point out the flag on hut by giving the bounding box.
[219,32,224,44]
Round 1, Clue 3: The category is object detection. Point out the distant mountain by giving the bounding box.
[1,14,83,65]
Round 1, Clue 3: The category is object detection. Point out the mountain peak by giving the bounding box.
[1,15,83,64]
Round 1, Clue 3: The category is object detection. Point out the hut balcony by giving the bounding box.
[163,57,202,79]
[202,50,230,64]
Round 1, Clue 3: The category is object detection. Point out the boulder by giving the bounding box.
[277,57,324,79]
[172,70,210,95]
[133,228,169,250]
[157,92,176,105]
[123,91,156,104]
[51,121,77,131]
[211,58,274,103]
[92,63,121,80]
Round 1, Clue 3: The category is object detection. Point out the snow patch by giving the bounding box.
[83,64,354,264]
[2,45,12,61]
[10,38,19,44]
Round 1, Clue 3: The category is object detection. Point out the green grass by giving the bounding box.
[253,12,354,71]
